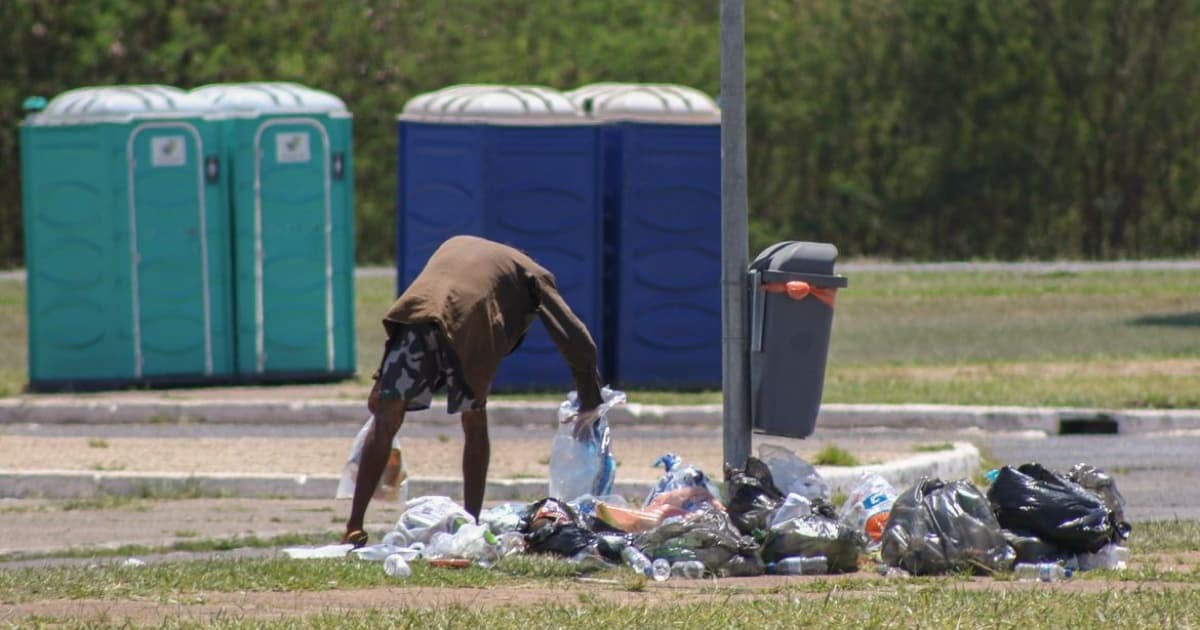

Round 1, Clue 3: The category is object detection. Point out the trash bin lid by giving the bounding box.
[750,241,847,287]
[189,82,347,114]
[24,85,212,125]
[566,83,719,123]
[398,84,584,125]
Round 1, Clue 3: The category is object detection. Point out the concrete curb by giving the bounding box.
[3,397,1199,435]
[0,442,979,501]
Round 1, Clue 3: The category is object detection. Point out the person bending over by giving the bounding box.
[341,235,602,546]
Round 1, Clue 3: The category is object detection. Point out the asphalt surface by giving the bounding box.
[4,417,1188,523]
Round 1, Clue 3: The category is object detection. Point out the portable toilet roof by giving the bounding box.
[24,84,213,125]
[189,82,348,115]
[567,83,720,124]
[399,84,584,124]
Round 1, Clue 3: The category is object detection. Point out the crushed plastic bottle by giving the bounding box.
[651,558,671,582]
[769,555,829,575]
[1014,562,1072,582]
[670,560,707,579]
[1075,544,1130,571]
[621,545,653,577]
[383,553,412,578]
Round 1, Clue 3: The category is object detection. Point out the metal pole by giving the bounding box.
[720,0,751,469]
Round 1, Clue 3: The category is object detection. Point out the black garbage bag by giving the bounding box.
[760,511,864,573]
[1067,463,1132,542]
[881,477,1015,575]
[633,509,764,577]
[1002,529,1062,564]
[724,457,785,537]
[519,497,598,557]
[987,463,1115,553]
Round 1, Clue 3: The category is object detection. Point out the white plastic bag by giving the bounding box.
[768,493,814,529]
[390,495,473,546]
[838,472,899,548]
[336,415,408,504]
[422,522,501,566]
[548,387,625,502]
[758,444,829,501]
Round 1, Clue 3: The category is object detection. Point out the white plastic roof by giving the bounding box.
[399,84,585,125]
[189,82,347,114]
[566,83,720,123]
[26,85,213,125]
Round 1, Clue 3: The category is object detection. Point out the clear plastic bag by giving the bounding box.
[757,444,829,501]
[838,472,899,550]
[643,453,721,508]
[336,415,408,504]
[633,509,764,577]
[390,495,473,546]
[479,502,529,535]
[422,522,501,566]
[548,388,625,501]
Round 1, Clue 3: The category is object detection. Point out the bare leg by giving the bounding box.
[343,393,407,540]
[460,408,490,520]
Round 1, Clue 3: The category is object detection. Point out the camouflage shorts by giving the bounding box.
[374,323,484,414]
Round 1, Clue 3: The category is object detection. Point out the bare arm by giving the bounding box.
[535,276,603,410]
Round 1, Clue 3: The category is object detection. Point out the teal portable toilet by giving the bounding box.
[20,85,235,391]
[190,82,355,382]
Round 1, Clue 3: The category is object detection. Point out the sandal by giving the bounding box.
[341,529,369,548]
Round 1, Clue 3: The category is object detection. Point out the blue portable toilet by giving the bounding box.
[190,82,356,382]
[397,85,604,391]
[567,83,722,389]
[19,85,235,391]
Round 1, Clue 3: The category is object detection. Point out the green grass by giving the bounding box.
[913,443,954,453]
[6,267,1200,407]
[810,444,860,466]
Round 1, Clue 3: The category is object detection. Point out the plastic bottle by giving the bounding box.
[770,555,829,575]
[1013,562,1071,582]
[670,560,707,579]
[621,546,654,577]
[383,553,412,578]
[651,558,671,582]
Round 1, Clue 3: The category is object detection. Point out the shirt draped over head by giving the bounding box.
[383,235,603,409]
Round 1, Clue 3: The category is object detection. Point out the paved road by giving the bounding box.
[6,420,1189,524]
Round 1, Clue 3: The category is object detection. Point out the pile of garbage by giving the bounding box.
[290,390,1133,582]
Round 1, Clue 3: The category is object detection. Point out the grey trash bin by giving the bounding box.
[749,241,848,438]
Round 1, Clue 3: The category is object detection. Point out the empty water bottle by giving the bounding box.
[651,558,671,582]
[670,560,707,579]
[770,555,829,575]
[383,553,412,578]
[1013,562,1070,582]
[621,546,654,577]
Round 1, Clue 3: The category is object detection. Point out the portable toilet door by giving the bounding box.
[567,83,722,389]
[397,85,604,392]
[191,82,355,382]
[20,85,234,390]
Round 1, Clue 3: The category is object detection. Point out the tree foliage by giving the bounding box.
[2,0,1197,266]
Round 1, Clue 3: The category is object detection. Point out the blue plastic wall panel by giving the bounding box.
[327,118,357,373]
[22,124,134,383]
[613,123,721,388]
[396,122,486,293]
[486,126,603,391]
[232,116,349,377]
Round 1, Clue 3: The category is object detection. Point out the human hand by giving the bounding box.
[569,406,602,441]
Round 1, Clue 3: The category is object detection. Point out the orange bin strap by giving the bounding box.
[762,280,837,307]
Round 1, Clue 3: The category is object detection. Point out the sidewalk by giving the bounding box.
[6,381,1200,434]
[0,382,992,502]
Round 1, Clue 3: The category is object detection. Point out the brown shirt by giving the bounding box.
[383,236,603,409]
